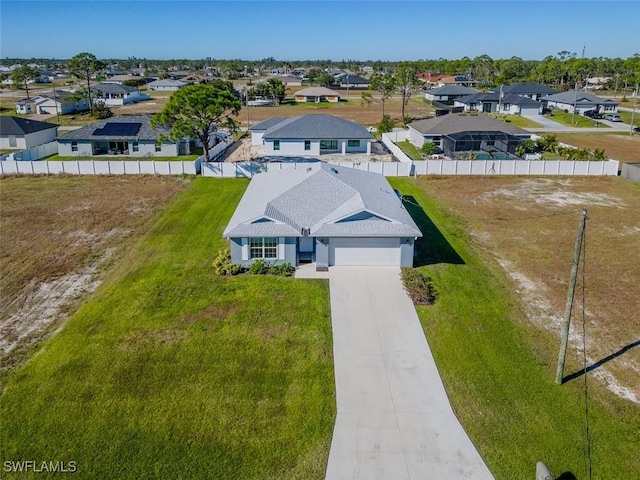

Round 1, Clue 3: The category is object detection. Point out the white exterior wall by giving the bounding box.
[7,128,59,149]
[252,131,265,146]
[0,136,27,149]
[263,138,369,156]
[408,126,426,148]
[57,140,178,157]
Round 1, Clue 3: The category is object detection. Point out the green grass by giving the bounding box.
[0,178,335,479]
[617,110,639,127]
[45,154,201,161]
[492,114,542,128]
[390,177,640,479]
[396,140,423,160]
[544,111,609,128]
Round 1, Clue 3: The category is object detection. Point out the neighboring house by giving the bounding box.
[223,164,422,269]
[147,79,187,91]
[250,114,372,156]
[407,113,531,159]
[541,91,618,114]
[454,92,542,116]
[294,87,340,103]
[424,85,479,104]
[90,83,150,106]
[15,90,90,115]
[338,74,370,89]
[498,82,557,101]
[56,115,190,156]
[585,77,611,90]
[102,75,140,85]
[417,73,478,87]
[0,116,58,150]
[271,74,303,87]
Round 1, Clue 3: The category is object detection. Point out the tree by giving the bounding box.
[368,72,396,118]
[151,82,241,163]
[420,142,438,156]
[92,100,112,119]
[266,78,286,105]
[376,114,394,134]
[394,62,420,123]
[68,52,105,114]
[11,65,41,99]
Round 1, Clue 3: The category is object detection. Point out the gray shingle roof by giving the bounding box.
[262,114,372,140]
[455,92,541,106]
[408,113,529,136]
[250,117,289,132]
[425,85,478,96]
[223,164,421,238]
[501,83,557,95]
[148,79,187,87]
[541,91,618,105]
[1,116,58,135]
[90,83,138,95]
[57,115,171,141]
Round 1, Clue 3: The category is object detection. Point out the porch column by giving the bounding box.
[366,140,371,155]
[342,141,346,155]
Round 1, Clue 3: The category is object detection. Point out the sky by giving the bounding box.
[1,1,639,61]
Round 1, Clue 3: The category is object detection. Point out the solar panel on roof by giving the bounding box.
[93,122,141,136]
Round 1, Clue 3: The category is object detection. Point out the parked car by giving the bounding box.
[604,114,622,122]
[583,110,603,119]
[633,126,640,132]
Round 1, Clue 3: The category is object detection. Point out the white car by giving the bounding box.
[604,114,622,122]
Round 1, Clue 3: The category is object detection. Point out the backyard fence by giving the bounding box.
[8,141,58,161]
[0,159,197,176]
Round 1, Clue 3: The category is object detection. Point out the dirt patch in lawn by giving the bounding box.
[416,176,640,403]
[0,175,190,374]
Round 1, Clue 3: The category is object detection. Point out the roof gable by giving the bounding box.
[409,113,529,136]
[262,114,372,140]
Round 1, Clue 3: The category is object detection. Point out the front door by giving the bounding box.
[298,234,314,263]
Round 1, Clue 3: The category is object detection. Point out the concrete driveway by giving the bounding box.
[325,267,493,480]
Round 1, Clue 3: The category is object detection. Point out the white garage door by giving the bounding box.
[329,237,401,266]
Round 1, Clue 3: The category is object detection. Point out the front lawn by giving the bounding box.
[0,178,335,479]
[492,114,542,128]
[390,178,640,479]
[544,110,609,128]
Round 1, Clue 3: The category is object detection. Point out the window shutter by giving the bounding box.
[278,237,285,260]
[241,238,249,261]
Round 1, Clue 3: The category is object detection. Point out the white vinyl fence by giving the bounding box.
[8,141,58,161]
[0,159,197,175]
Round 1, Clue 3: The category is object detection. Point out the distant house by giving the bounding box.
[102,75,140,85]
[417,73,477,87]
[541,91,618,114]
[271,75,303,87]
[147,79,187,91]
[498,82,557,101]
[56,115,190,157]
[424,85,479,104]
[15,91,90,115]
[223,164,422,269]
[337,74,370,89]
[454,92,542,116]
[250,114,372,156]
[90,83,150,106]
[294,87,340,103]
[407,113,531,159]
[0,116,58,150]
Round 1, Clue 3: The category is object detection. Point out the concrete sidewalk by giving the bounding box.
[325,267,493,480]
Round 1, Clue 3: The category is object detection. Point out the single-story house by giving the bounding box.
[417,74,478,87]
[223,164,422,269]
[56,115,190,156]
[337,74,370,89]
[540,91,618,114]
[0,116,58,150]
[15,90,90,115]
[147,79,187,91]
[271,75,303,87]
[90,83,150,106]
[498,82,557,101]
[250,114,372,156]
[294,87,340,103]
[424,85,479,104]
[454,92,543,116]
[408,113,531,159]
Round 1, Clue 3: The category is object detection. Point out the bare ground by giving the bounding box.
[0,175,190,375]
[416,176,640,403]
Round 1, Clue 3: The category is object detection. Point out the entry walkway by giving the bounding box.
[325,267,493,480]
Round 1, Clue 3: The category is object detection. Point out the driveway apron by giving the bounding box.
[325,266,494,480]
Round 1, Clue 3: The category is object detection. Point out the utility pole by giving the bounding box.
[556,209,588,385]
[630,84,638,136]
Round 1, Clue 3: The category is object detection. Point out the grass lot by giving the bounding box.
[492,114,542,128]
[390,177,640,479]
[396,140,423,160]
[45,154,201,161]
[0,178,335,479]
[617,110,640,128]
[545,111,608,128]
[555,133,640,162]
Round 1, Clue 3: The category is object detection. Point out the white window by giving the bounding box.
[274,140,280,151]
[304,140,311,151]
[347,140,360,147]
[71,141,78,152]
[250,237,278,259]
[132,142,139,152]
